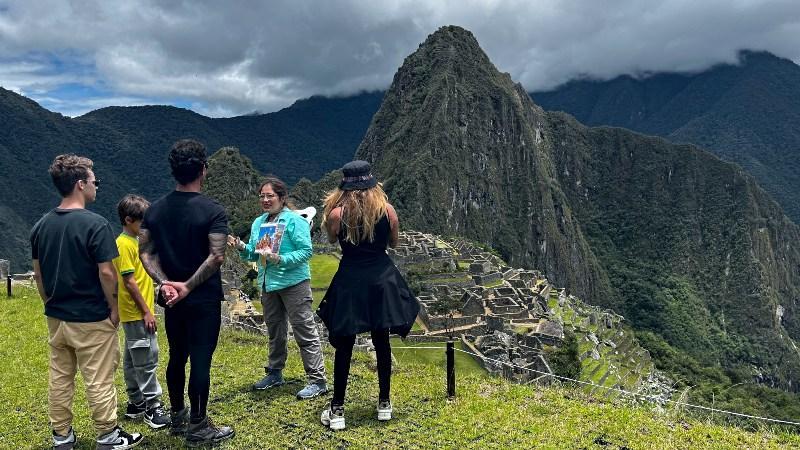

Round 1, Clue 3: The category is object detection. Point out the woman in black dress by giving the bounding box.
[317,160,420,431]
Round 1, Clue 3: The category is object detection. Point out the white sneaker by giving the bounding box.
[377,400,393,421]
[95,426,143,450]
[52,427,76,450]
[320,406,346,431]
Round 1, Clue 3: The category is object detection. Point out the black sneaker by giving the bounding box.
[170,407,189,436]
[185,417,235,447]
[95,426,143,450]
[144,402,170,429]
[124,401,145,419]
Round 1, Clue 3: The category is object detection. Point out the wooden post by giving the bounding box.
[446,341,455,398]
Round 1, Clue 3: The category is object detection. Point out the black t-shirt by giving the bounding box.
[143,191,228,304]
[30,208,119,322]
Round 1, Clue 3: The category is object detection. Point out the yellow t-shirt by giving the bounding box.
[113,233,155,322]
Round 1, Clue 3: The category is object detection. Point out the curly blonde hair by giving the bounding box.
[322,184,388,244]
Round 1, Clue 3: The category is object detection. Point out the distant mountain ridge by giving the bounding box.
[532,50,800,223]
[0,88,382,271]
[355,26,800,399]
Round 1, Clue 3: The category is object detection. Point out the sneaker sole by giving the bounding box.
[124,412,145,419]
[321,413,345,430]
[144,417,169,429]
[377,412,392,421]
[253,381,285,391]
[98,438,142,450]
[53,437,77,450]
[297,388,328,400]
[329,418,345,431]
[185,430,235,447]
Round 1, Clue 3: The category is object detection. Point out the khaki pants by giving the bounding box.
[47,317,120,437]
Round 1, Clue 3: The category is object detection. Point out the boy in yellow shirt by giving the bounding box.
[113,194,169,429]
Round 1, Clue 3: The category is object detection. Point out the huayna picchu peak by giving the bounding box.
[356,25,800,406]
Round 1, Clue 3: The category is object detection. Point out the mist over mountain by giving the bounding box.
[355,26,800,398]
[532,50,800,224]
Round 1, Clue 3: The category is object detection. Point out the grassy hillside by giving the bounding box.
[2,286,799,449]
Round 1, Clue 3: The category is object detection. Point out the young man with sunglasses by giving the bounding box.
[31,154,143,449]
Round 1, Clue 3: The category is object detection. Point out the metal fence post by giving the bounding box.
[446,341,455,398]
[6,275,11,298]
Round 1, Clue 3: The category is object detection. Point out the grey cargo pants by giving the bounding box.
[262,280,326,384]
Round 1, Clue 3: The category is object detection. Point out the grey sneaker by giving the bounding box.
[253,368,284,390]
[170,407,189,436]
[377,400,393,421]
[52,427,76,450]
[320,405,345,431]
[95,426,142,450]
[185,417,235,447]
[296,382,328,399]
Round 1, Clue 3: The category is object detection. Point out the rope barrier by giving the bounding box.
[452,348,800,426]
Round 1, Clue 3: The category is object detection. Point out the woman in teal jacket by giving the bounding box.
[228,176,327,399]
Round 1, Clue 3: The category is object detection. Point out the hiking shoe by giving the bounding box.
[185,417,235,447]
[296,382,328,399]
[253,368,284,390]
[144,402,170,429]
[320,405,345,431]
[95,426,142,450]
[170,407,189,436]
[52,427,76,450]
[124,401,145,419]
[377,400,393,421]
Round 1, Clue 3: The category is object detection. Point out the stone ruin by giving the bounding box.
[389,232,668,399]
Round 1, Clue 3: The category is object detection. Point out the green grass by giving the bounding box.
[390,339,487,378]
[310,254,339,290]
[4,288,800,449]
[311,254,339,309]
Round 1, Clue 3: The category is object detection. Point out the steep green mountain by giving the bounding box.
[531,51,800,223]
[355,25,800,402]
[0,88,381,271]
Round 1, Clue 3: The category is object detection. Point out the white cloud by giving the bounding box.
[1,0,799,116]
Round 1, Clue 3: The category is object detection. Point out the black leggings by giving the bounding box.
[329,329,391,407]
[164,301,221,421]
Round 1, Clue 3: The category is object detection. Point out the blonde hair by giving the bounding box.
[322,184,388,244]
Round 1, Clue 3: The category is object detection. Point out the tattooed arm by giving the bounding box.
[138,226,178,302]
[164,233,226,304]
[138,226,168,284]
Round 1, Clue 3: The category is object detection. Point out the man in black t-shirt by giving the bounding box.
[139,139,234,445]
[30,154,142,449]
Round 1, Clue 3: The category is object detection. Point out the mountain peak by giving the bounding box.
[404,25,495,76]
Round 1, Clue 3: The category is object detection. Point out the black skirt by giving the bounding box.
[317,255,420,338]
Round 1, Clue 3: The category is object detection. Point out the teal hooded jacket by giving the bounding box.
[239,207,312,293]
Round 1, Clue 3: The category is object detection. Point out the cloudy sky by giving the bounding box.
[1,0,798,117]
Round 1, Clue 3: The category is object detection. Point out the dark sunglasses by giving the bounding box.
[83,179,100,187]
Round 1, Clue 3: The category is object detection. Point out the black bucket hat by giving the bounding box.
[339,160,378,191]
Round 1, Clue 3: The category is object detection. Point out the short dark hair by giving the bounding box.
[48,154,93,197]
[169,139,207,185]
[117,194,150,226]
[259,175,297,209]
